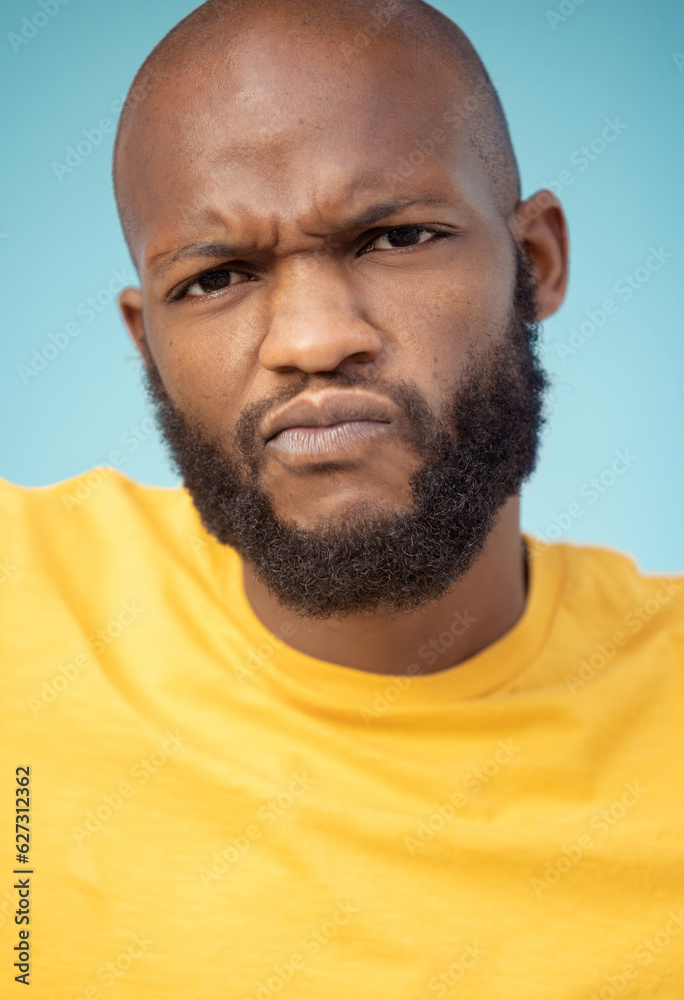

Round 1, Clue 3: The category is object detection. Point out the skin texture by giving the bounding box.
[116,6,569,676]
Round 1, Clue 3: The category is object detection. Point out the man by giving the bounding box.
[1,0,682,996]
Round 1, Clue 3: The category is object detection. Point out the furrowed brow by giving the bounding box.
[147,196,455,277]
[148,241,254,277]
[339,196,453,229]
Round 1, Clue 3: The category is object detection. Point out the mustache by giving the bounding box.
[144,357,444,471]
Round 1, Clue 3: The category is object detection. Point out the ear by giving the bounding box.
[509,190,569,321]
[118,286,152,367]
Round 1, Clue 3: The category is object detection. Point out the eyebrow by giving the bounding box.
[147,196,455,277]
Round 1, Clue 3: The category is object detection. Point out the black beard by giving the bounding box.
[143,242,550,623]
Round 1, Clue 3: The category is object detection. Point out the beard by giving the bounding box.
[142,241,550,624]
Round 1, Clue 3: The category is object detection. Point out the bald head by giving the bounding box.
[112,0,520,261]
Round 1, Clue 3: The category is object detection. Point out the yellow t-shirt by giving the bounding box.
[1,468,683,999]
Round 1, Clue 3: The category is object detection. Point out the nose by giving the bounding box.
[258,255,384,373]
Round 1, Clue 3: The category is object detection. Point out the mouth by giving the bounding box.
[267,418,391,457]
[260,388,399,458]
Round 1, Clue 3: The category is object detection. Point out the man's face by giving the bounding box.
[119,27,553,620]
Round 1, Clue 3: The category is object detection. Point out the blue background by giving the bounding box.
[1,0,682,571]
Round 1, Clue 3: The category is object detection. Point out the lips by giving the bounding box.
[261,389,397,442]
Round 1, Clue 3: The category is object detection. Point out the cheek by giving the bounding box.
[145,308,254,437]
[374,255,512,398]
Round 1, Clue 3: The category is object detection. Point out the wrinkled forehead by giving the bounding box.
[116,28,485,264]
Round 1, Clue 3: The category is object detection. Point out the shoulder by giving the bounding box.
[528,533,684,636]
[0,467,201,550]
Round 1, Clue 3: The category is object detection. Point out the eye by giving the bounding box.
[184,268,252,298]
[172,225,451,301]
[361,226,448,253]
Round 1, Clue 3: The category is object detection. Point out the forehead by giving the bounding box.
[119,28,487,259]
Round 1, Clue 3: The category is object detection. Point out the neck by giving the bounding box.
[241,495,527,676]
